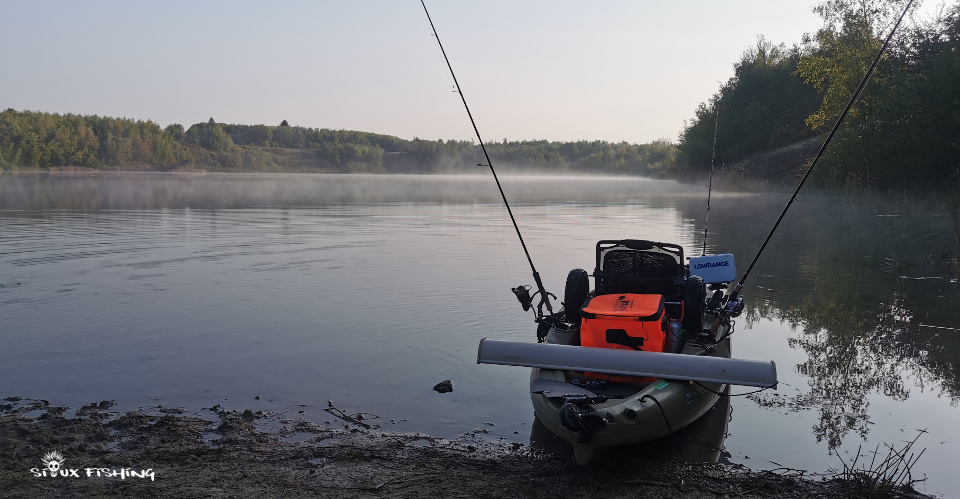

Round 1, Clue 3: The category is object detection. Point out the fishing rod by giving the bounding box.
[710,0,915,335]
[420,0,555,315]
[702,104,719,257]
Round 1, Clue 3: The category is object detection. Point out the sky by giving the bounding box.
[0,1,941,144]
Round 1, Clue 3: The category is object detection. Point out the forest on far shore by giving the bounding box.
[0,1,957,191]
[0,111,677,178]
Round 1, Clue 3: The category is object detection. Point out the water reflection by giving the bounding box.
[700,194,960,450]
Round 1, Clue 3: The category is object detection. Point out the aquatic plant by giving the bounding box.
[829,429,927,498]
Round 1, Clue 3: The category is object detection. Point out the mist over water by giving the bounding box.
[0,172,957,496]
[0,172,700,210]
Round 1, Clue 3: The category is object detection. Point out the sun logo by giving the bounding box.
[41,451,65,474]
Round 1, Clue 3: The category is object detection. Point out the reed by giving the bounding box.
[829,430,927,498]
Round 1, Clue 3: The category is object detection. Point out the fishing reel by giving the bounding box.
[724,297,744,318]
[709,296,744,343]
[703,286,743,318]
[512,285,534,311]
[511,285,557,318]
[513,284,563,342]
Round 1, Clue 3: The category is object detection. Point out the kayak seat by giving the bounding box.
[594,240,684,301]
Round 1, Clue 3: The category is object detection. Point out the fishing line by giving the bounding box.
[918,324,960,332]
[693,380,776,397]
[747,193,792,302]
[421,0,553,313]
[439,48,515,285]
[713,0,915,330]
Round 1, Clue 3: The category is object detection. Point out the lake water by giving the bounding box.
[1,172,957,496]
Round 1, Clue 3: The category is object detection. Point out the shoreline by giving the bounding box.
[0,397,933,498]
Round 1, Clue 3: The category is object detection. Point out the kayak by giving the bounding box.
[529,326,732,465]
[477,239,775,464]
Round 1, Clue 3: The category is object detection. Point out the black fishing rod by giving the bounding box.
[702,104,719,257]
[420,0,554,315]
[710,0,915,334]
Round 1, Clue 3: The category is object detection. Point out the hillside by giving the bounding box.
[720,137,821,184]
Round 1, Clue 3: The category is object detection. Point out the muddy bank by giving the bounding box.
[0,398,929,498]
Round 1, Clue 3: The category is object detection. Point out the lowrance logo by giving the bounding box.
[689,254,736,284]
[693,261,729,269]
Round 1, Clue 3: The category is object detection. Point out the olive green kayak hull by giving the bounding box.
[530,337,731,465]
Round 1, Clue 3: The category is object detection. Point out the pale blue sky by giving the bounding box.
[0,1,938,143]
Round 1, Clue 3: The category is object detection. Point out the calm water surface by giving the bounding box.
[1,173,958,496]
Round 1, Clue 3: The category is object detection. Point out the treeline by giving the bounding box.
[190,121,679,175]
[0,111,281,172]
[0,111,182,169]
[0,111,678,176]
[678,0,960,190]
[482,138,676,175]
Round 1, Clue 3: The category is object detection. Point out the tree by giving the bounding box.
[203,124,234,152]
[794,0,935,187]
[677,36,819,171]
[280,120,289,127]
[164,123,184,141]
[182,125,201,146]
[795,2,888,132]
